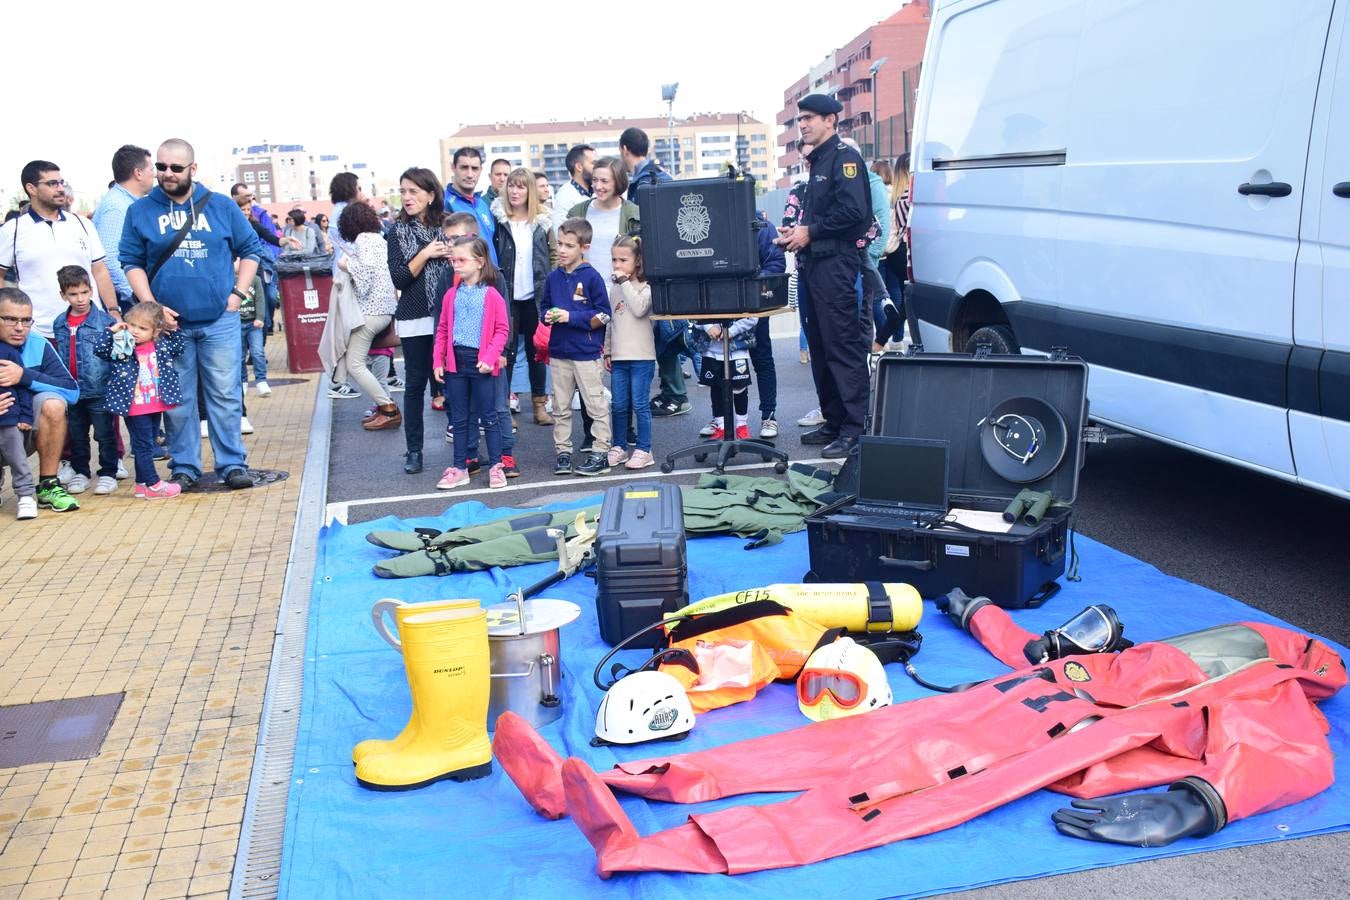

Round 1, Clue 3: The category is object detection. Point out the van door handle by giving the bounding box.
[1333,182,1350,198]
[1238,182,1292,197]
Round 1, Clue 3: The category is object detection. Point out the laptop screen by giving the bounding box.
[858,436,949,511]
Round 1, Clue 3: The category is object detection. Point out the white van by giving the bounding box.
[908,0,1350,499]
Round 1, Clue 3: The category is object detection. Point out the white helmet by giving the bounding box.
[797,637,892,722]
[592,670,696,746]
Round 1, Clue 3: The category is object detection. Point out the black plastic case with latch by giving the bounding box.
[635,173,760,280]
[594,482,689,646]
[805,351,1088,607]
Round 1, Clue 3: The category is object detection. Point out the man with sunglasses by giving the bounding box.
[0,160,121,339]
[120,138,264,491]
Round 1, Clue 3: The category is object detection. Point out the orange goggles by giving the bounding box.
[797,668,865,709]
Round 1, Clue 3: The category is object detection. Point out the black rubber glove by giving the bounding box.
[1052,780,1224,847]
[935,588,992,633]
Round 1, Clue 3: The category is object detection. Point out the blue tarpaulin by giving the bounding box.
[279,499,1350,898]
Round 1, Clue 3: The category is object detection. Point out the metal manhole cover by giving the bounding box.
[0,693,124,767]
[189,468,290,493]
[254,377,307,387]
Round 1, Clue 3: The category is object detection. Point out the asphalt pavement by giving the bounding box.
[324,338,1349,898]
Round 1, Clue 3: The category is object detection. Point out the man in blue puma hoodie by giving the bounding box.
[120,138,264,490]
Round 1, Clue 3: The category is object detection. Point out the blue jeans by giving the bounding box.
[749,317,777,417]
[445,347,502,469]
[241,323,268,383]
[166,312,247,480]
[67,398,118,478]
[610,360,655,452]
[126,413,160,486]
[466,364,515,458]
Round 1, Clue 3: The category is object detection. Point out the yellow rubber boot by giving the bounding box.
[355,606,492,790]
[353,599,481,766]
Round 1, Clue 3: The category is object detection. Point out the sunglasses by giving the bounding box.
[155,163,190,173]
[0,315,36,326]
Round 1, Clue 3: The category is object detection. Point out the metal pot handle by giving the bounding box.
[371,598,406,650]
[490,658,538,679]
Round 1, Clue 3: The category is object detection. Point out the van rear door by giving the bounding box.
[1042,0,1333,475]
[1292,2,1350,497]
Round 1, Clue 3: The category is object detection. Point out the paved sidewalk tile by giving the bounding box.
[0,343,317,898]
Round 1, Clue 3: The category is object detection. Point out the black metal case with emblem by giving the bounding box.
[636,173,760,280]
[595,482,689,646]
[805,352,1089,608]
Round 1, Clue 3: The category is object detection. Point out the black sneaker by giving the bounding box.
[465,457,481,475]
[554,452,572,475]
[224,467,254,489]
[574,452,610,477]
[169,472,196,491]
[650,397,676,417]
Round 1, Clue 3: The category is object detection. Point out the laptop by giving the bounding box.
[849,436,950,525]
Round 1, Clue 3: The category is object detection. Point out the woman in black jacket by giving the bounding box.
[387,167,451,475]
[491,167,556,426]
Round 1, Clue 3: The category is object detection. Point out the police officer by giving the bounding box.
[777,93,871,458]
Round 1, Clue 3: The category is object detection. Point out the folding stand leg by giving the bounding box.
[661,321,789,475]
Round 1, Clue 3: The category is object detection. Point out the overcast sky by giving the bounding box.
[3,1,901,205]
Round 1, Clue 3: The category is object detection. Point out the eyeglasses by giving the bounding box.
[37,179,68,189]
[0,315,35,326]
[155,163,189,173]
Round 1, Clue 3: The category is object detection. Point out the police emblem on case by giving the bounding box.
[842,162,858,179]
[675,193,711,244]
[1063,661,1092,683]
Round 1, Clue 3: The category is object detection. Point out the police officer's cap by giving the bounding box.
[798,93,843,116]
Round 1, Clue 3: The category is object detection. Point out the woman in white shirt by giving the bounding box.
[565,157,639,284]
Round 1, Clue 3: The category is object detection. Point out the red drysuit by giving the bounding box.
[492,611,1346,877]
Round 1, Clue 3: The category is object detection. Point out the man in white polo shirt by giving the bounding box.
[0,160,121,339]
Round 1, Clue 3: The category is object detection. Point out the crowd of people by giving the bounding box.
[0,95,911,517]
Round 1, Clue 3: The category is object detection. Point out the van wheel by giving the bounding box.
[964,324,1018,355]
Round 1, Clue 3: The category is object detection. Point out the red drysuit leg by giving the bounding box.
[566,703,1186,876]
[498,665,1104,819]
[565,662,1336,877]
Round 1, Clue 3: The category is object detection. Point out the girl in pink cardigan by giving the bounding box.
[432,236,511,490]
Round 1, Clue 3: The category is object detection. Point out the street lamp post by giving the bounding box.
[662,82,679,176]
[869,57,889,162]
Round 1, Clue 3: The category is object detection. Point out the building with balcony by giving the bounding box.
[775,1,931,187]
[439,113,776,194]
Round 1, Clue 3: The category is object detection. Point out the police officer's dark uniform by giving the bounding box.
[796,94,872,457]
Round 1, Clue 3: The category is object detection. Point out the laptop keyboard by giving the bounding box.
[849,502,946,527]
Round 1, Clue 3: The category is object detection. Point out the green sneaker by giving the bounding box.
[36,481,80,512]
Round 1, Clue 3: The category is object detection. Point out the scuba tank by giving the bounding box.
[675,583,923,635]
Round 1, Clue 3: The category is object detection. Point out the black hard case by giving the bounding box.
[594,482,689,646]
[636,175,759,279]
[650,273,789,317]
[805,353,1088,608]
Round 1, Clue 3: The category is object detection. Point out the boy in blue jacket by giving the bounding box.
[52,266,120,495]
[0,287,80,513]
[541,218,612,476]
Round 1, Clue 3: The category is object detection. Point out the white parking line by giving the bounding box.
[324,456,831,525]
